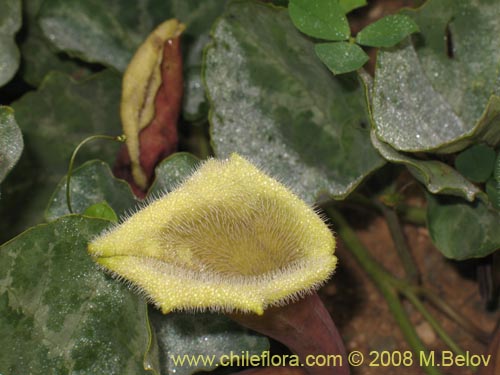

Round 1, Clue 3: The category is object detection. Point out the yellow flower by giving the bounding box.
[88,154,336,315]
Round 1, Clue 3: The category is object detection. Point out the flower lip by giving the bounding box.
[88,153,337,315]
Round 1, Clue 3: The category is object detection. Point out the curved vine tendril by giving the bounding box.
[66,134,126,214]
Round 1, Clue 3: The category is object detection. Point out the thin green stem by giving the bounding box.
[370,196,485,342]
[376,201,420,284]
[344,193,427,226]
[414,287,490,344]
[326,206,442,375]
[398,204,427,226]
[326,205,389,282]
[66,134,126,214]
[326,205,483,375]
[404,290,465,355]
[378,286,442,375]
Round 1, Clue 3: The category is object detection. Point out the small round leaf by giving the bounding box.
[486,178,500,209]
[339,0,367,13]
[494,151,500,181]
[289,0,350,41]
[315,42,369,75]
[455,144,496,183]
[427,194,500,259]
[356,14,419,48]
[83,201,119,222]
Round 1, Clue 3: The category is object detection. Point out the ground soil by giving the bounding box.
[320,211,498,375]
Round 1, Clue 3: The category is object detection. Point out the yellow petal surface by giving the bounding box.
[88,154,337,315]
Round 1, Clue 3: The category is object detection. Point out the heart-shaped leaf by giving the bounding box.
[0,106,23,186]
[45,160,137,222]
[19,0,93,86]
[148,152,200,197]
[177,1,227,121]
[372,0,500,153]
[204,0,384,203]
[1,70,122,241]
[38,0,227,119]
[149,309,269,375]
[38,0,165,71]
[486,178,500,210]
[494,151,500,181]
[455,144,496,183]
[0,216,155,374]
[0,0,21,86]
[427,194,500,259]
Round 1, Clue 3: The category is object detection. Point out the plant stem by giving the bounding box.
[66,134,126,213]
[404,290,465,355]
[376,201,420,284]
[398,204,427,226]
[344,193,427,226]
[377,281,440,373]
[414,286,491,344]
[326,207,443,375]
[377,198,489,343]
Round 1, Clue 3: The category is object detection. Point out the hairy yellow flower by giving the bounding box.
[88,154,336,315]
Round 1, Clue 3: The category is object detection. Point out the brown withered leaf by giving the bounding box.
[115,20,184,197]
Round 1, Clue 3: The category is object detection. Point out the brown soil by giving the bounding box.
[321,213,498,375]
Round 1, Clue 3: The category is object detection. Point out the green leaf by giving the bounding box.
[315,42,369,75]
[36,0,224,72]
[372,0,500,152]
[0,216,155,374]
[371,132,481,202]
[356,14,419,47]
[38,0,164,71]
[455,144,496,183]
[183,66,209,121]
[19,0,93,87]
[150,309,269,375]
[83,201,119,222]
[37,0,226,121]
[339,0,367,13]
[427,194,500,259]
[288,0,350,41]
[148,152,199,197]
[494,150,500,181]
[166,1,228,121]
[204,1,385,203]
[0,0,21,86]
[45,160,137,222]
[485,178,500,210]
[0,70,122,242]
[0,106,23,185]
